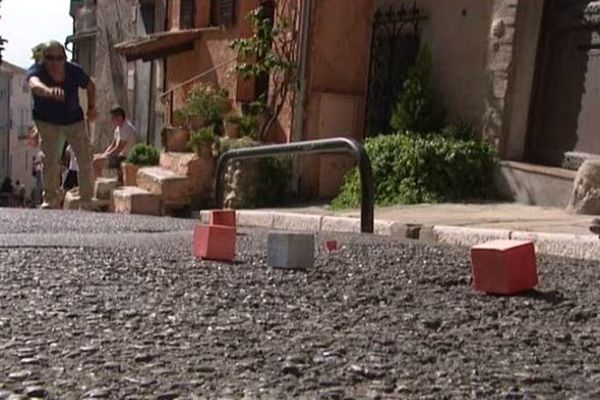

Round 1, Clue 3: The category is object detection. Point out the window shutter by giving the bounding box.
[219,0,235,27]
[180,0,195,29]
[211,0,235,27]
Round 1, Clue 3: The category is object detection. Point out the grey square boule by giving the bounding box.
[267,231,315,269]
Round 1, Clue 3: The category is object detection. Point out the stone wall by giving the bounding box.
[482,0,519,150]
[72,0,137,153]
[222,159,262,209]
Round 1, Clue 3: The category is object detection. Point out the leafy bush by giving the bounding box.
[218,137,290,208]
[126,144,160,166]
[255,155,291,207]
[172,109,188,127]
[217,136,256,156]
[186,125,216,152]
[441,121,477,141]
[331,133,498,209]
[390,46,445,135]
[238,115,260,140]
[183,83,227,124]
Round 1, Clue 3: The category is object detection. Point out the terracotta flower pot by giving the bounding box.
[196,143,213,159]
[122,163,140,186]
[189,115,206,130]
[224,121,240,139]
[166,127,190,152]
[221,98,234,114]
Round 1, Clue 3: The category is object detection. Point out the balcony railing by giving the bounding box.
[159,58,236,126]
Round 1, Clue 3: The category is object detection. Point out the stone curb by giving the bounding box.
[198,210,600,260]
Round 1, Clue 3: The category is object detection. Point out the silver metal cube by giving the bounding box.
[267,231,315,269]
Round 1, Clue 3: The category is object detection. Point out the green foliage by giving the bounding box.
[255,156,291,207]
[331,133,498,209]
[183,83,227,124]
[390,46,445,135]
[217,137,291,208]
[172,109,188,127]
[441,121,477,141]
[186,125,216,152]
[217,136,256,156]
[226,114,242,124]
[126,144,160,166]
[238,115,260,140]
[230,7,295,79]
[230,6,299,140]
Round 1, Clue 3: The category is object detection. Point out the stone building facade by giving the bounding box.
[99,0,600,206]
[68,0,165,151]
[0,61,34,190]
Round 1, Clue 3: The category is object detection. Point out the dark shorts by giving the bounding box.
[108,155,126,169]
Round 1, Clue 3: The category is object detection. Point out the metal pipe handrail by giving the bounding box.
[214,137,374,233]
[159,58,237,100]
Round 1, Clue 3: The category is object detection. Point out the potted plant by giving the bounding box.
[238,114,260,141]
[184,83,226,130]
[122,144,160,186]
[161,126,190,152]
[224,114,242,139]
[172,109,188,127]
[187,125,216,159]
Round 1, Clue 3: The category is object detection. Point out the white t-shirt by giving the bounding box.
[115,120,137,157]
[66,145,79,171]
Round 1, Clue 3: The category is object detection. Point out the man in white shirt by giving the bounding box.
[92,106,137,180]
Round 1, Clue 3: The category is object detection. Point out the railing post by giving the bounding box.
[214,138,374,233]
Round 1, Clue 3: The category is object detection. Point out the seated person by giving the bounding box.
[92,106,137,180]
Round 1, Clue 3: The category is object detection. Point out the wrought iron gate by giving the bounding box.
[365,3,425,136]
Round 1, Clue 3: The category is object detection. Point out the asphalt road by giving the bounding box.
[0,208,599,399]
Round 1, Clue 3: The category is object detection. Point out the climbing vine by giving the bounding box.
[230,0,301,140]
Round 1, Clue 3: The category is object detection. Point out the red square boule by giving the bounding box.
[193,224,236,262]
[324,240,337,252]
[470,240,538,295]
[209,209,236,227]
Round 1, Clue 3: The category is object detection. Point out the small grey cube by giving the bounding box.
[267,231,315,269]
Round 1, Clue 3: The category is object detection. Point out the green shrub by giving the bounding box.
[183,83,226,124]
[186,125,216,152]
[238,115,260,140]
[217,136,256,156]
[126,144,160,166]
[441,121,477,141]
[217,137,291,208]
[331,133,498,209]
[390,45,445,135]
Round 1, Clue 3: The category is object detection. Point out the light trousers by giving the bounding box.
[35,120,93,206]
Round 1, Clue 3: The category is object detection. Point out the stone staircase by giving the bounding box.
[64,152,214,216]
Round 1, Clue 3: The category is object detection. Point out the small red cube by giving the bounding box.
[209,209,236,227]
[193,224,236,262]
[324,240,337,252]
[471,240,538,295]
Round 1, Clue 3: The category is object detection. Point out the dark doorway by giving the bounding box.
[365,4,424,136]
[528,0,598,166]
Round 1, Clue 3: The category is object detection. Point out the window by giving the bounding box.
[180,0,195,29]
[211,0,236,27]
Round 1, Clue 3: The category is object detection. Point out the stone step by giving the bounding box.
[112,186,162,216]
[63,191,110,212]
[160,151,214,200]
[137,166,191,206]
[94,177,119,201]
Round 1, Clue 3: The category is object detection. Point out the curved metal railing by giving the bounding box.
[214,137,374,233]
